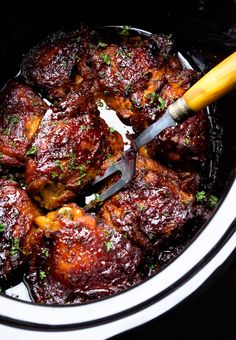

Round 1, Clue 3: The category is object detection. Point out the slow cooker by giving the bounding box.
[0,0,235,338]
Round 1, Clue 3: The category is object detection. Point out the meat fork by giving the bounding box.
[84,52,236,210]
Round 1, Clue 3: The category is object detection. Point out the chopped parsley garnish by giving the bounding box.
[183,136,190,146]
[148,233,155,240]
[208,195,218,208]
[119,25,131,36]
[80,125,87,131]
[51,172,58,179]
[109,127,115,133]
[101,53,111,66]
[39,271,47,280]
[149,264,156,270]
[106,153,112,159]
[98,41,108,49]
[78,164,85,173]
[104,229,112,238]
[55,159,64,171]
[158,96,166,110]
[10,115,19,125]
[100,71,106,79]
[104,240,113,252]
[10,238,21,255]
[77,173,87,186]
[0,223,5,232]
[2,128,9,135]
[139,204,146,211]
[196,191,206,203]
[149,92,158,104]
[8,174,15,181]
[94,193,100,201]
[26,146,37,156]
[41,248,49,257]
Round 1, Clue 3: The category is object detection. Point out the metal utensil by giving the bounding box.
[84,51,236,210]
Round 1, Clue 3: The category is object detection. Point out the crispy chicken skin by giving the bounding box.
[24,203,142,304]
[26,109,123,210]
[0,81,48,167]
[0,179,39,286]
[99,156,201,251]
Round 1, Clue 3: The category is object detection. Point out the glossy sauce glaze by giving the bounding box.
[0,26,217,304]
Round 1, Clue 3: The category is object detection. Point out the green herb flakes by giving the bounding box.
[101,53,111,66]
[183,136,190,146]
[39,271,47,280]
[196,191,206,203]
[51,172,58,179]
[158,96,166,110]
[119,25,131,36]
[10,238,21,255]
[41,248,49,257]
[0,223,5,232]
[98,41,108,49]
[26,146,37,156]
[104,240,113,252]
[208,195,218,208]
[10,115,19,125]
[55,159,64,171]
[94,193,100,201]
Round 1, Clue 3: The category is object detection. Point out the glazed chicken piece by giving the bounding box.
[90,33,173,122]
[0,81,48,167]
[24,203,142,304]
[99,155,202,252]
[26,109,123,210]
[0,179,39,287]
[21,29,97,101]
[89,32,206,165]
[139,110,207,165]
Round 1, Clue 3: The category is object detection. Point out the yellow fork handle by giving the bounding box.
[169,52,236,121]
[184,51,236,112]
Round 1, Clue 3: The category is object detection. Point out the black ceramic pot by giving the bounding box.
[0,1,235,338]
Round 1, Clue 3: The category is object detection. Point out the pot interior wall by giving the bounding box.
[0,0,235,294]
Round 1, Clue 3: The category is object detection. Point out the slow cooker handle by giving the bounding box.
[168,52,236,121]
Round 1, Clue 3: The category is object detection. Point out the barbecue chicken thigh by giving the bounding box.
[24,203,142,304]
[0,179,39,286]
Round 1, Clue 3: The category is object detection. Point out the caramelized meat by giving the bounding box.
[0,179,39,286]
[100,156,201,252]
[21,30,95,100]
[130,67,200,131]
[0,27,209,303]
[26,110,123,210]
[140,110,207,165]
[24,203,142,304]
[0,81,48,167]
[90,34,173,120]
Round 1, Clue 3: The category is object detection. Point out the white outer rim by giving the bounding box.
[0,26,235,338]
